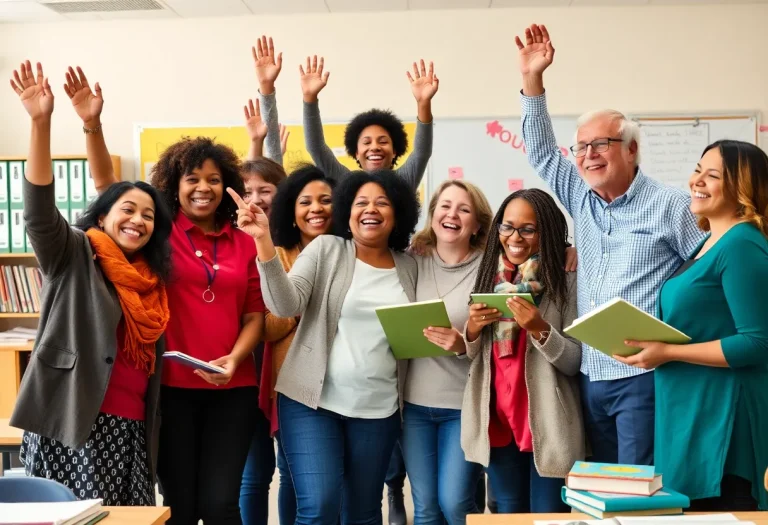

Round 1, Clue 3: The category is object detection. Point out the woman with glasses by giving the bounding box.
[460,189,585,513]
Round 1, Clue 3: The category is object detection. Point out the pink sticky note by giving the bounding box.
[448,167,464,180]
[760,125,768,133]
[508,179,524,192]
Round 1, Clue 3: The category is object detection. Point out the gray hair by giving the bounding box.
[575,109,641,166]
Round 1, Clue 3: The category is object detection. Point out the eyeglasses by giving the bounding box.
[497,224,537,239]
[570,138,624,157]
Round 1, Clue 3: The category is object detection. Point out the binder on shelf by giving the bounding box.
[85,161,98,203]
[53,160,70,223]
[68,159,85,224]
[0,162,9,254]
[8,161,24,253]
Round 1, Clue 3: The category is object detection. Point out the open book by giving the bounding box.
[564,298,690,357]
[376,299,453,359]
[163,351,225,374]
[0,499,103,525]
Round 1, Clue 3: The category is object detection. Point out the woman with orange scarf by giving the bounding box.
[8,61,172,505]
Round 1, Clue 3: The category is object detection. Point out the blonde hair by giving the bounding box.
[696,140,768,236]
[411,180,493,256]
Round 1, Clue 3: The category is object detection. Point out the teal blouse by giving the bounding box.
[657,222,768,509]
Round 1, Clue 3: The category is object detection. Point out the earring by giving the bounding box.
[98,222,104,229]
[293,222,296,228]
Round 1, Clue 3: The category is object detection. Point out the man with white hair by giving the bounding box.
[516,23,705,465]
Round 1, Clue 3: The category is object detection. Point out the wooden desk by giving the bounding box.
[468,512,768,525]
[101,507,170,525]
[0,418,22,476]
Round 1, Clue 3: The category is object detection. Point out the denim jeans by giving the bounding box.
[239,408,275,525]
[385,440,406,492]
[275,430,297,525]
[401,402,483,525]
[485,441,568,513]
[278,394,401,525]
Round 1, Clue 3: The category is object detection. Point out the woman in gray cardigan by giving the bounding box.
[230,170,420,525]
[462,189,585,513]
[9,61,172,505]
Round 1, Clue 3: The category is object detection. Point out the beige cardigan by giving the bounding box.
[461,272,586,477]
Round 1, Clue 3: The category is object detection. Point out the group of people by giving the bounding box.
[7,22,768,525]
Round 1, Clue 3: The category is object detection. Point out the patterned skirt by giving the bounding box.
[19,413,155,506]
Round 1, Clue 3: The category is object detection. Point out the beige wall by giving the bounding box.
[1,3,766,179]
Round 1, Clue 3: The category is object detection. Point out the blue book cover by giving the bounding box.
[562,486,690,512]
[569,461,656,481]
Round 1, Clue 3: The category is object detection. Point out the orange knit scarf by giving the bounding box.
[86,228,170,374]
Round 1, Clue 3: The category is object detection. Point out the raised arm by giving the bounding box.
[11,61,80,277]
[516,24,586,216]
[244,98,268,160]
[300,56,351,181]
[248,35,283,164]
[395,60,438,190]
[64,66,116,194]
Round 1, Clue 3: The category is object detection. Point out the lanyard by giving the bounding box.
[185,231,219,303]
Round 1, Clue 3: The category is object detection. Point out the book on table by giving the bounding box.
[566,461,663,496]
[0,499,103,525]
[563,298,690,357]
[469,293,534,319]
[562,485,690,519]
[375,299,454,359]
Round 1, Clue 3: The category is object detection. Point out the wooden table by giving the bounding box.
[101,507,170,525]
[0,418,22,476]
[468,511,768,525]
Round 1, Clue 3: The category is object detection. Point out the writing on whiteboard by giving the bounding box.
[486,120,570,158]
[640,123,710,191]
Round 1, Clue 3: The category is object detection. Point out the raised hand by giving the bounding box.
[252,35,282,94]
[515,23,555,77]
[299,55,329,103]
[243,98,268,143]
[407,59,439,103]
[10,60,54,121]
[279,124,290,156]
[227,187,270,240]
[64,66,102,127]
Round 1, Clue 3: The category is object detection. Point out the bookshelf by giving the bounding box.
[0,155,121,419]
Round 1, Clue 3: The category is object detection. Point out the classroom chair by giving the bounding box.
[0,476,77,502]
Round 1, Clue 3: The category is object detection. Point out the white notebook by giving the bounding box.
[0,499,102,525]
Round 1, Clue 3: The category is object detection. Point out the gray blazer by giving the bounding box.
[10,179,165,482]
[257,235,417,409]
[461,272,586,477]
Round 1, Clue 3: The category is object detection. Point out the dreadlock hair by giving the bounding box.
[472,188,570,312]
[344,109,408,168]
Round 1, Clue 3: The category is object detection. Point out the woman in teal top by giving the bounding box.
[616,140,768,511]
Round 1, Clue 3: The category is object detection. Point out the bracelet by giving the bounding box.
[533,329,551,344]
[83,123,102,134]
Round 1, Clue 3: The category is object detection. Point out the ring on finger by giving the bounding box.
[481,315,486,320]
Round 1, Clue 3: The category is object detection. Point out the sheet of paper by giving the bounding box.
[534,514,739,525]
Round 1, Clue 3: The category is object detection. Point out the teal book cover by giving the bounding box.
[569,461,655,481]
[562,486,690,512]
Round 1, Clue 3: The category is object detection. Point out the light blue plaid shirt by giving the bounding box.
[521,94,705,381]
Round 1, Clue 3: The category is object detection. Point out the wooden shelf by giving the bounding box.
[0,343,33,352]
[0,253,37,260]
[0,313,39,319]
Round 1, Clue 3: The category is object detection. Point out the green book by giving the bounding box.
[469,293,534,319]
[376,299,453,359]
[564,297,691,357]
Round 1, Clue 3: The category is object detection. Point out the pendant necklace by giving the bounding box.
[185,231,219,303]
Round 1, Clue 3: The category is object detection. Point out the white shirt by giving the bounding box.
[319,259,408,418]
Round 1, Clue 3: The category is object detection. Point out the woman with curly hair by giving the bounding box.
[75,75,266,523]
[230,170,419,524]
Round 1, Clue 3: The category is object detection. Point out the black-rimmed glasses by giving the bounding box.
[570,138,623,157]
[497,224,537,239]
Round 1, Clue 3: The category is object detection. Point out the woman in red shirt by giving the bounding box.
[79,75,265,524]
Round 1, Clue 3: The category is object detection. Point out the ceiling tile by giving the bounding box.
[162,0,251,17]
[240,0,329,14]
[62,11,102,19]
[409,0,490,9]
[325,0,409,12]
[570,0,648,4]
[0,1,65,21]
[96,8,177,18]
[491,0,571,6]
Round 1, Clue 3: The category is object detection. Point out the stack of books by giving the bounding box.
[0,266,43,313]
[0,499,106,525]
[562,461,690,519]
[0,327,37,347]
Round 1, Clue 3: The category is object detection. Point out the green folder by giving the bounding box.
[469,293,535,318]
[376,299,453,359]
[564,297,691,357]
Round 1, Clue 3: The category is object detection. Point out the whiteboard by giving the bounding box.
[426,114,758,236]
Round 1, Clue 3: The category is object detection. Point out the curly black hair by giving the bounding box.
[150,137,245,227]
[75,181,173,281]
[331,170,420,252]
[472,188,569,311]
[344,109,408,168]
[270,164,336,249]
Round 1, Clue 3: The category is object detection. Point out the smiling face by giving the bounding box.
[575,115,637,199]
[100,188,156,256]
[498,198,540,265]
[689,147,739,221]
[356,125,395,171]
[430,184,479,251]
[243,173,277,217]
[177,158,223,227]
[295,179,333,247]
[349,182,395,249]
